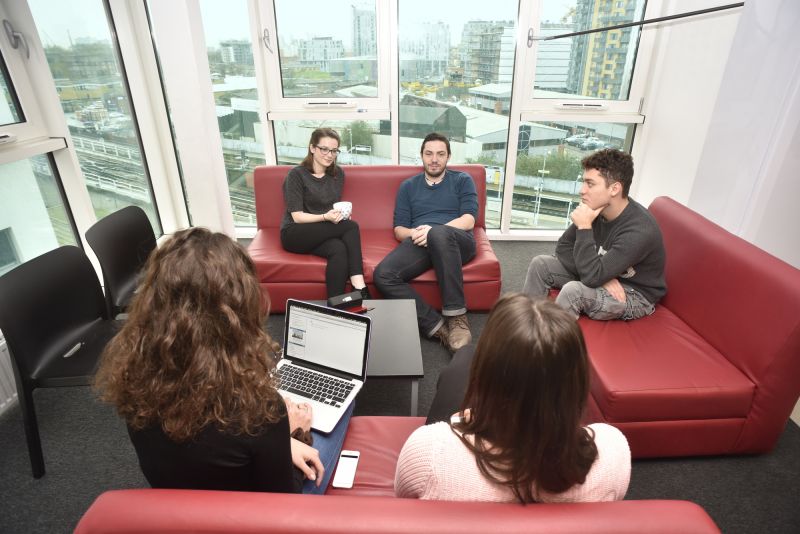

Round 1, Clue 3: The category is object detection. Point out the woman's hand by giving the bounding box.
[290,438,324,486]
[323,209,343,224]
[284,396,312,433]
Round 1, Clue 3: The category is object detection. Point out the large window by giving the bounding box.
[274,0,377,98]
[397,0,518,229]
[28,0,162,233]
[198,0,265,226]
[505,120,636,230]
[532,0,647,102]
[259,0,391,117]
[0,155,77,274]
[135,0,659,235]
[273,119,383,165]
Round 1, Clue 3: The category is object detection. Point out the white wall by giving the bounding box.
[689,0,800,270]
[632,0,741,206]
[637,0,800,425]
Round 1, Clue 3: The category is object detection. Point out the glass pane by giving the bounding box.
[273,120,383,165]
[507,121,635,230]
[144,1,192,226]
[399,0,518,229]
[0,52,24,126]
[535,0,647,100]
[198,0,265,226]
[28,0,162,234]
[274,0,378,98]
[0,155,77,275]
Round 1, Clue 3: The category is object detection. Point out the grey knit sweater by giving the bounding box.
[555,198,667,304]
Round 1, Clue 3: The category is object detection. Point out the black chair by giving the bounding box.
[0,246,119,478]
[85,205,156,317]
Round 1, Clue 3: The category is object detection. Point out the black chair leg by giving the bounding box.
[18,385,45,478]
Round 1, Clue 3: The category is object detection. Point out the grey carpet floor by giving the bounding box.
[1,241,799,533]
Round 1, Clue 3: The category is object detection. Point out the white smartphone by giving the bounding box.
[331,450,360,489]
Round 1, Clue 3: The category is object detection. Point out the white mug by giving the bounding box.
[333,201,352,220]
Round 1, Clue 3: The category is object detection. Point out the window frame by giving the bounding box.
[0,1,49,141]
[254,0,393,121]
[516,0,656,115]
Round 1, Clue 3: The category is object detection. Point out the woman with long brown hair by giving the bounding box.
[95,228,339,493]
[280,127,369,299]
[395,293,630,503]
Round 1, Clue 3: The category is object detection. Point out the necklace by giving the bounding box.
[425,176,442,186]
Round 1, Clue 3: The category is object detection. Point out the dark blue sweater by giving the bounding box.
[393,170,478,229]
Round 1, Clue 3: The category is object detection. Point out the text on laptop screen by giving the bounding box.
[285,305,367,376]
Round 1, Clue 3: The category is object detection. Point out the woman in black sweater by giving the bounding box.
[280,127,369,299]
[95,228,324,492]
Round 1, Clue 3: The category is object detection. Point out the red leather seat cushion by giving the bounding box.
[582,306,755,422]
[249,229,326,283]
[326,416,425,497]
[250,228,500,285]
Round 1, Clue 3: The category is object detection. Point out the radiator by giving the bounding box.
[0,336,18,416]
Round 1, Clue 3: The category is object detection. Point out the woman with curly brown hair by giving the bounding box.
[395,293,630,503]
[95,228,342,493]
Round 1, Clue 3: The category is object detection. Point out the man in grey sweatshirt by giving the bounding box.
[523,149,666,320]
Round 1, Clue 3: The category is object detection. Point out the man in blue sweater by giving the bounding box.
[523,149,666,320]
[374,133,478,352]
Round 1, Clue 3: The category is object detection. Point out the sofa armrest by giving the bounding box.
[75,489,720,534]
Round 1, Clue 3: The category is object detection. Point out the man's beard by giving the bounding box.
[425,164,445,179]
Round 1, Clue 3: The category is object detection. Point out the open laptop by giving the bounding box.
[276,299,372,433]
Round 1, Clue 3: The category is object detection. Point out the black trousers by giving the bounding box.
[425,345,476,424]
[281,220,365,298]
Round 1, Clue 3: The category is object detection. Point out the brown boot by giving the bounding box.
[446,314,472,352]
[431,321,452,351]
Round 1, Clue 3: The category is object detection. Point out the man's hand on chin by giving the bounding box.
[570,203,604,229]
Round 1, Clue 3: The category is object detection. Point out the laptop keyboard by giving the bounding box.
[276,365,355,408]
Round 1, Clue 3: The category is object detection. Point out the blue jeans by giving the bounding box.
[523,254,655,320]
[373,226,476,336]
[302,402,354,495]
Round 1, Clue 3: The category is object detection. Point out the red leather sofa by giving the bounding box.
[247,165,501,312]
[581,196,800,458]
[75,416,720,534]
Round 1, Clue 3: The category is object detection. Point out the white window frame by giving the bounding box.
[491,0,654,238]
[0,1,48,142]
[2,0,193,247]
[107,0,191,235]
[254,0,392,121]
[516,0,656,115]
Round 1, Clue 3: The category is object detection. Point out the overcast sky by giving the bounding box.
[29,0,577,49]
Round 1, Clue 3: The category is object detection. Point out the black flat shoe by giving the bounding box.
[359,286,371,300]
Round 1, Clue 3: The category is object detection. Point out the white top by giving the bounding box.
[394,422,630,503]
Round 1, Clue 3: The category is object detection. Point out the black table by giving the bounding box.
[308,299,424,415]
[362,299,424,416]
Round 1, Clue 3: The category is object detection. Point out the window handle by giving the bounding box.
[262,28,273,54]
[3,20,29,59]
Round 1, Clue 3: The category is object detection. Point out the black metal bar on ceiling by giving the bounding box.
[528,2,745,44]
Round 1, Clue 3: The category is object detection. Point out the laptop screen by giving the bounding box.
[284,300,370,378]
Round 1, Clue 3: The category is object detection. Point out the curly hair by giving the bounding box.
[94,228,284,442]
[581,148,634,197]
[453,294,598,503]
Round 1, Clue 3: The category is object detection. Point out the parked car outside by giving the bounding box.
[578,137,604,150]
[565,133,589,146]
